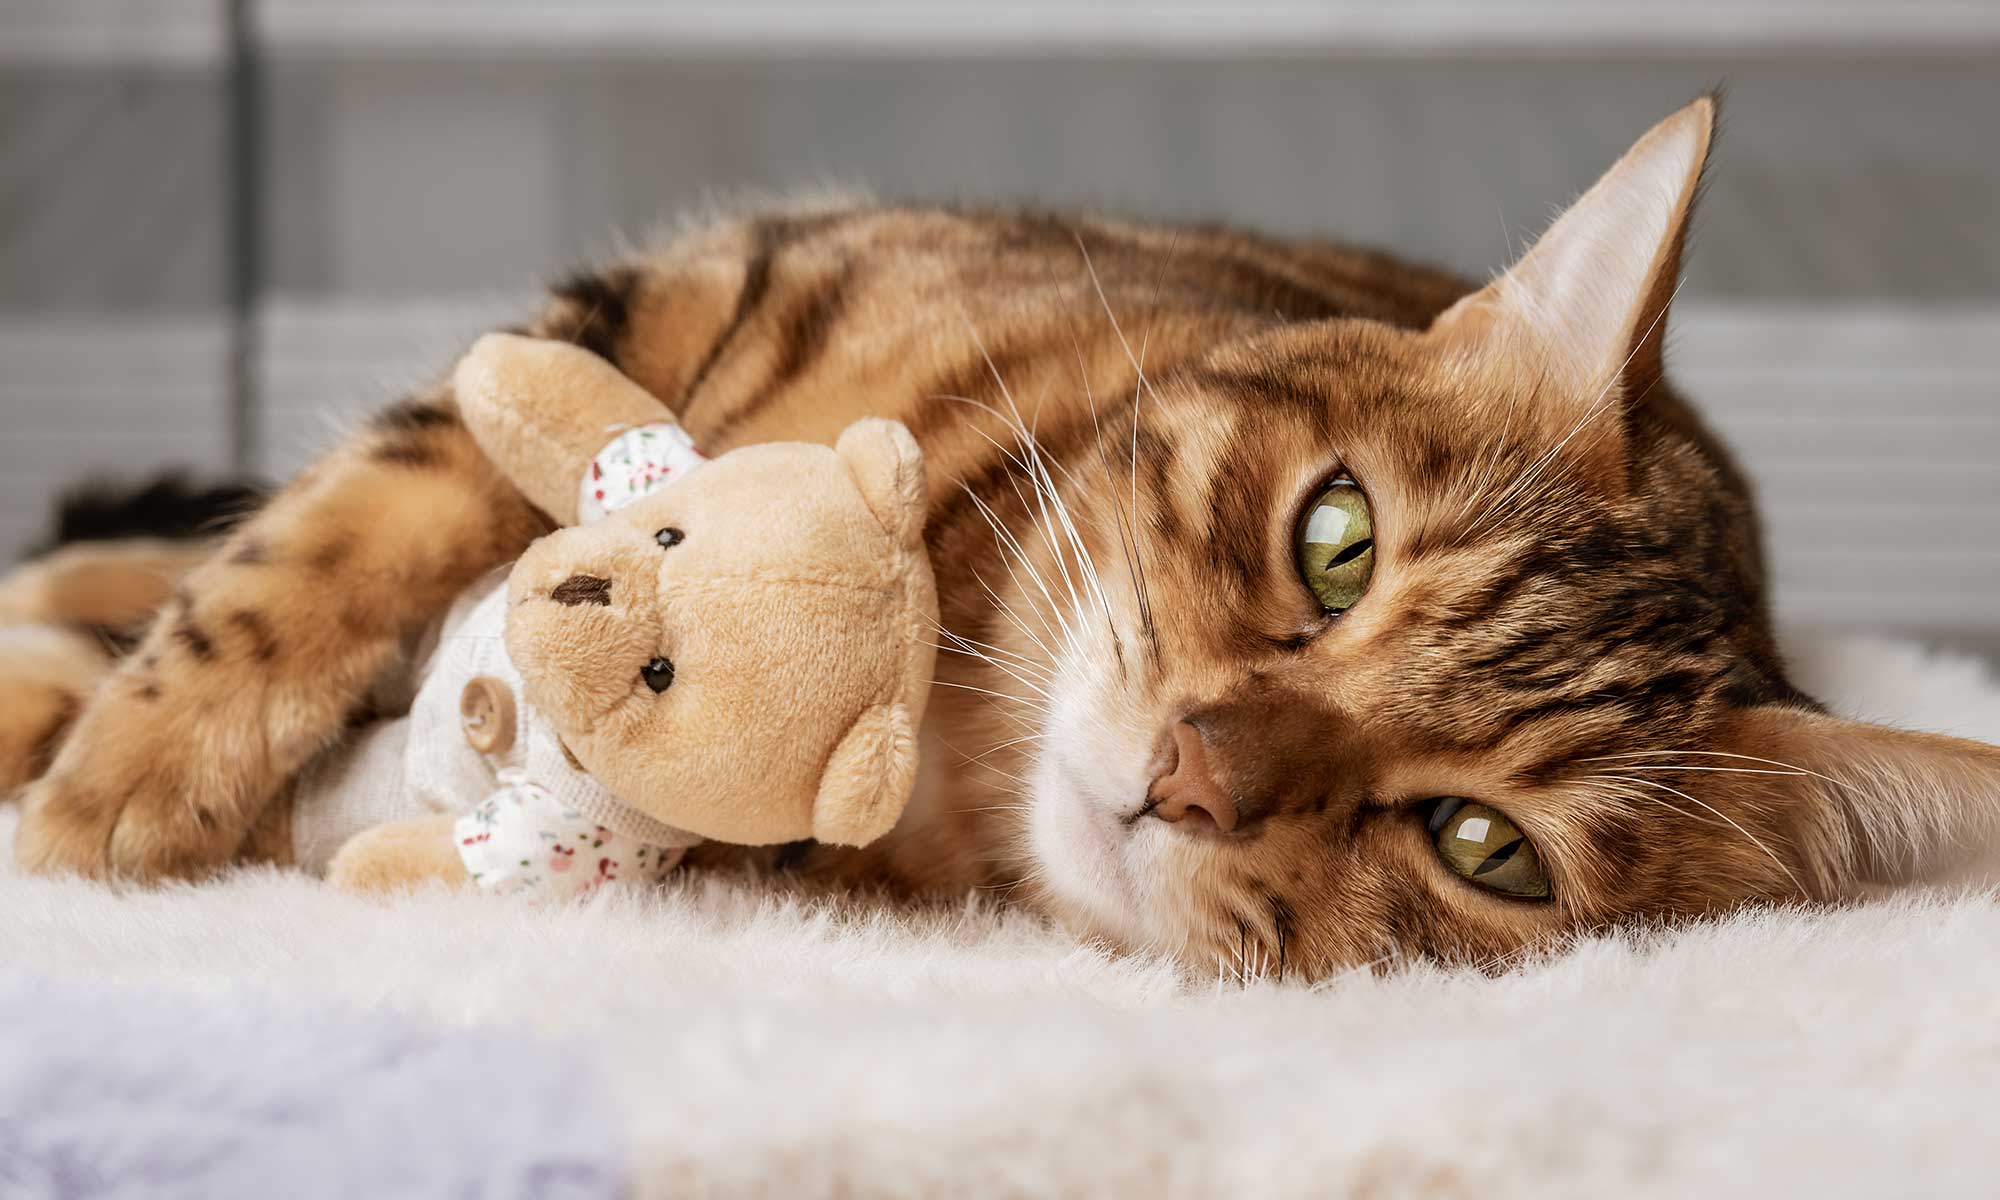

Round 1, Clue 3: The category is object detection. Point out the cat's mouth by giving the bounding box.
[1025,736,1172,950]
[1119,795,1162,826]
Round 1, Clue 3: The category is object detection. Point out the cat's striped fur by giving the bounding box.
[15,98,2000,978]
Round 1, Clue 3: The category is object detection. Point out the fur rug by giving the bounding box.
[4,632,1999,1198]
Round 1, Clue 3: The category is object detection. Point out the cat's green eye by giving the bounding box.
[1294,482,1375,613]
[1427,798,1552,900]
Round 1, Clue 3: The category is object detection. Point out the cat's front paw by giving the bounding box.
[15,672,265,881]
[17,766,234,884]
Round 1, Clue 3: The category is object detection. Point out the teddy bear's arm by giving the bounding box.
[456,334,681,525]
[326,815,470,894]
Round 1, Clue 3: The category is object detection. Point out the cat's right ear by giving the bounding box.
[1429,96,1716,417]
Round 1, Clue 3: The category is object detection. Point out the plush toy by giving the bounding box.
[301,334,937,896]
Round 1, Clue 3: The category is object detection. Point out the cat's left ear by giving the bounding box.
[1715,704,2000,899]
[1430,95,1715,407]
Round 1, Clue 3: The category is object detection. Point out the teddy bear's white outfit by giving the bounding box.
[289,422,710,896]
[288,579,702,895]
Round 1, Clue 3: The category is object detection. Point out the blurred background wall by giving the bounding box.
[3,1,1997,650]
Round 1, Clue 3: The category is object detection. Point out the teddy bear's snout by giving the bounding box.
[549,574,613,607]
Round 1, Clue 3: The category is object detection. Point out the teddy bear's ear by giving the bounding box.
[834,419,928,549]
[811,702,919,847]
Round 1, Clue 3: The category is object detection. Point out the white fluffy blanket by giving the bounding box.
[4,633,2000,1198]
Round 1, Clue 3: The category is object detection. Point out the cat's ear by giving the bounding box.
[1715,704,2000,898]
[1430,95,1715,406]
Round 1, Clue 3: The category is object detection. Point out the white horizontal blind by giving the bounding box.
[0,0,222,68]
[252,295,526,478]
[1675,308,2000,641]
[0,316,232,558]
[254,1,2000,56]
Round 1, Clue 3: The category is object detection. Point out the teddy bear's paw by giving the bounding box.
[325,814,470,894]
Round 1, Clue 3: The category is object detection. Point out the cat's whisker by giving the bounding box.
[997,456,1100,656]
[1463,329,1529,522]
[1584,749,1859,797]
[1073,231,1162,407]
[947,314,1097,625]
[967,502,1082,670]
[928,623,1050,676]
[960,483,1080,658]
[930,640,1053,691]
[956,732,1045,767]
[928,647,1052,700]
[1484,369,1663,531]
[1048,261,1153,653]
[941,419,1075,632]
[928,678,1049,735]
[944,389,1132,608]
[1600,772,1806,894]
[1003,379,1123,666]
[936,323,1102,657]
[964,761,1036,789]
[1596,763,1807,778]
[975,874,1041,899]
[930,679,1047,706]
[924,614,1053,680]
[973,856,1050,901]
[1073,233,1165,654]
[966,564,1060,668]
[1120,235,1177,663]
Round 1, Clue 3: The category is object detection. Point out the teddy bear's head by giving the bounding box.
[502,418,936,848]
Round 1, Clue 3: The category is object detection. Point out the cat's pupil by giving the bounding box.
[1326,537,1373,570]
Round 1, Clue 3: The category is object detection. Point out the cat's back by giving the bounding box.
[607,202,1476,457]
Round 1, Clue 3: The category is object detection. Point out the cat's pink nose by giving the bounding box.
[1148,720,1239,833]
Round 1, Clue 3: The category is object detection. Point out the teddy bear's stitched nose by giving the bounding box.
[550,574,612,607]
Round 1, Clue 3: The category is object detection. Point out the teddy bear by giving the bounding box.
[290,333,937,897]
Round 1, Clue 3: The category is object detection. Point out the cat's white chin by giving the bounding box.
[1025,687,1176,954]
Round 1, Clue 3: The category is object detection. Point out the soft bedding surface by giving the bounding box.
[4,633,2000,1198]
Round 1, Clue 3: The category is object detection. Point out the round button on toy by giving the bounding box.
[459,675,516,755]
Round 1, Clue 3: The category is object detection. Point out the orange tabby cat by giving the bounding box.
[13,96,2000,978]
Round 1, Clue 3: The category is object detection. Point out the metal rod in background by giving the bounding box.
[224,0,262,473]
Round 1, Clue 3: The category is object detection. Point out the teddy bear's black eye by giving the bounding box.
[654,527,684,549]
[642,656,675,693]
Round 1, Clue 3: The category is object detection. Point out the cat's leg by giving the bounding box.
[0,538,213,633]
[13,381,548,879]
[15,240,771,880]
[0,625,112,798]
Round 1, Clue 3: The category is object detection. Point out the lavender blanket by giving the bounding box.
[0,968,622,1199]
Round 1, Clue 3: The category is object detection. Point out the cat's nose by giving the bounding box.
[1147,720,1239,833]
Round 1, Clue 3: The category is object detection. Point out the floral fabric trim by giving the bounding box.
[577,423,707,522]
[455,770,685,898]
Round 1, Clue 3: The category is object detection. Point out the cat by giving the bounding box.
[13,95,2000,979]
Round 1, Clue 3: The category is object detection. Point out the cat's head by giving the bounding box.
[998,96,2000,978]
